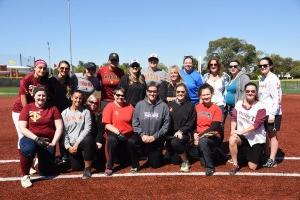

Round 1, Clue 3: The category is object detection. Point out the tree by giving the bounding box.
[158,63,168,72]
[289,61,300,78]
[268,54,294,77]
[205,37,257,72]
[74,60,85,73]
[119,63,129,74]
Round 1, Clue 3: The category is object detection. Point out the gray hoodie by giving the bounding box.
[132,98,169,140]
[234,71,250,103]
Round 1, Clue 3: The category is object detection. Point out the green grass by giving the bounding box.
[0,87,18,96]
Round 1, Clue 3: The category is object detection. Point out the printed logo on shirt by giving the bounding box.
[197,111,212,119]
[29,111,41,122]
[144,112,159,118]
[238,110,255,122]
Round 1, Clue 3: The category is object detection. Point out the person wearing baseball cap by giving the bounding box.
[119,59,146,106]
[142,53,167,84]
[70,61,101,98]
[97,52,124,109]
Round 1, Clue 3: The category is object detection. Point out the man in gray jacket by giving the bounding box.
[128,81,169,171]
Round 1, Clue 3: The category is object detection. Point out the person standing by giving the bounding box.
[228,83,266,175]
[159,65,183,103]
[224,60,250,120]
[142,53,167,84]
[97,53,124,109]
[258,57,282,168]
[119,59,146,107]
[179,56,204,104]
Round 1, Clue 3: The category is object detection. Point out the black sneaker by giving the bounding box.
[205,168,215,176]
[229,165,240,175]
[263,158,277,168]
[82,167,92,179]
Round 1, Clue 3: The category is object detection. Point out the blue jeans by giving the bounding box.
[197,136,221,169]
[20,137,56,176]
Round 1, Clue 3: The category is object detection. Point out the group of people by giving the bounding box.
[12,53,282,188]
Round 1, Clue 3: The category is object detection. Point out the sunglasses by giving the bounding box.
[176,90,185,94]
[88,101,98,105]
[258,64,269,68]
[147,90,158,93]
[245,90,256,94]
[115,93,125,97]
[209,63,218,67]
[229,65,238,69]
[60,67,70,71]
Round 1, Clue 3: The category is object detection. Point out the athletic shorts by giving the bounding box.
[238,135,264,165]
[264,115,282,133]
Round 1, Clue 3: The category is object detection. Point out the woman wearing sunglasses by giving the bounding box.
[228,82,266,175]
[102,87,135,176]
[224,59,250,120]
[166,83,196,172]
[258,57,282,168]
[118,60,146,107]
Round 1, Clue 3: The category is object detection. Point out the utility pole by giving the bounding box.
[47,41,51,75]
[68,0,73,71]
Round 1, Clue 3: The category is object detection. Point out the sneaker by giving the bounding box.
[263,158,277,168]
[82,167,92,179]
[205,168,215,176]
[104,168,113,176]
[229,165,240,176]
[180,161,190,172]
[130,167,138,174]
[29,167,37,175]
[20,175,32,188]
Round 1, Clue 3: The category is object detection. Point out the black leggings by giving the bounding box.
[127,134,164,169]
[68,135,96,171]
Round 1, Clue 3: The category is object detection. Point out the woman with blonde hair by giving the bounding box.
[159,65,184,102]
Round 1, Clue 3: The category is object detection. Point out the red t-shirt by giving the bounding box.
[12,73,49,112]
[195,103,222,133]
[19,103,61,139]
[97,65,124,101]
[102,102,134,137]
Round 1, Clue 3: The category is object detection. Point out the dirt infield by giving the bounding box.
[0,95,299,199]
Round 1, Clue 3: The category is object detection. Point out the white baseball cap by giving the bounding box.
[148,53,159,61]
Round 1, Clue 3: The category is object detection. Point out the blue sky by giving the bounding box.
[0,0,300,68]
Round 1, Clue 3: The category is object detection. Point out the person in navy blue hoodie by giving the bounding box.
[179,56,204,104]
[128,81,170,171]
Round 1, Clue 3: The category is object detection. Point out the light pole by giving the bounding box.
[68,0,73,71]
[47,41,51,75]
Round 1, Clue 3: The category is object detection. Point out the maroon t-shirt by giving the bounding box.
[97,65,124,101]
[12,73,49,112]
[19,103,61,139]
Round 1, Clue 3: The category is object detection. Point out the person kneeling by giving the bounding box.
[62,90,96,179]
[228,83,266,175]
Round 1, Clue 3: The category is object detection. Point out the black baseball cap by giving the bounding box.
[84,62,97,71]
[109,53,119,62]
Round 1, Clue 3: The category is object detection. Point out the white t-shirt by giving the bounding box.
[258,72,282,116]
[235,100,266,146]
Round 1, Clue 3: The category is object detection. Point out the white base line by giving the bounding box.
[1,171,300,182]
[1,157,300,163]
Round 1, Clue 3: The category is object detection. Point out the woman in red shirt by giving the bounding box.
[12,59,49,149]
[194,83,223,176]
[18,86,63,188]
[102,87,134,176]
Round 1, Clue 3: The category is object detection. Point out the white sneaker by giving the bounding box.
[29,167,37,175]
[180,161,190,172]
[21,175,32,188]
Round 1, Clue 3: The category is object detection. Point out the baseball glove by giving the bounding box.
[35,137,50,149]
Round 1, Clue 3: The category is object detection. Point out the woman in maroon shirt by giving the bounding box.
[18,86,63,188]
